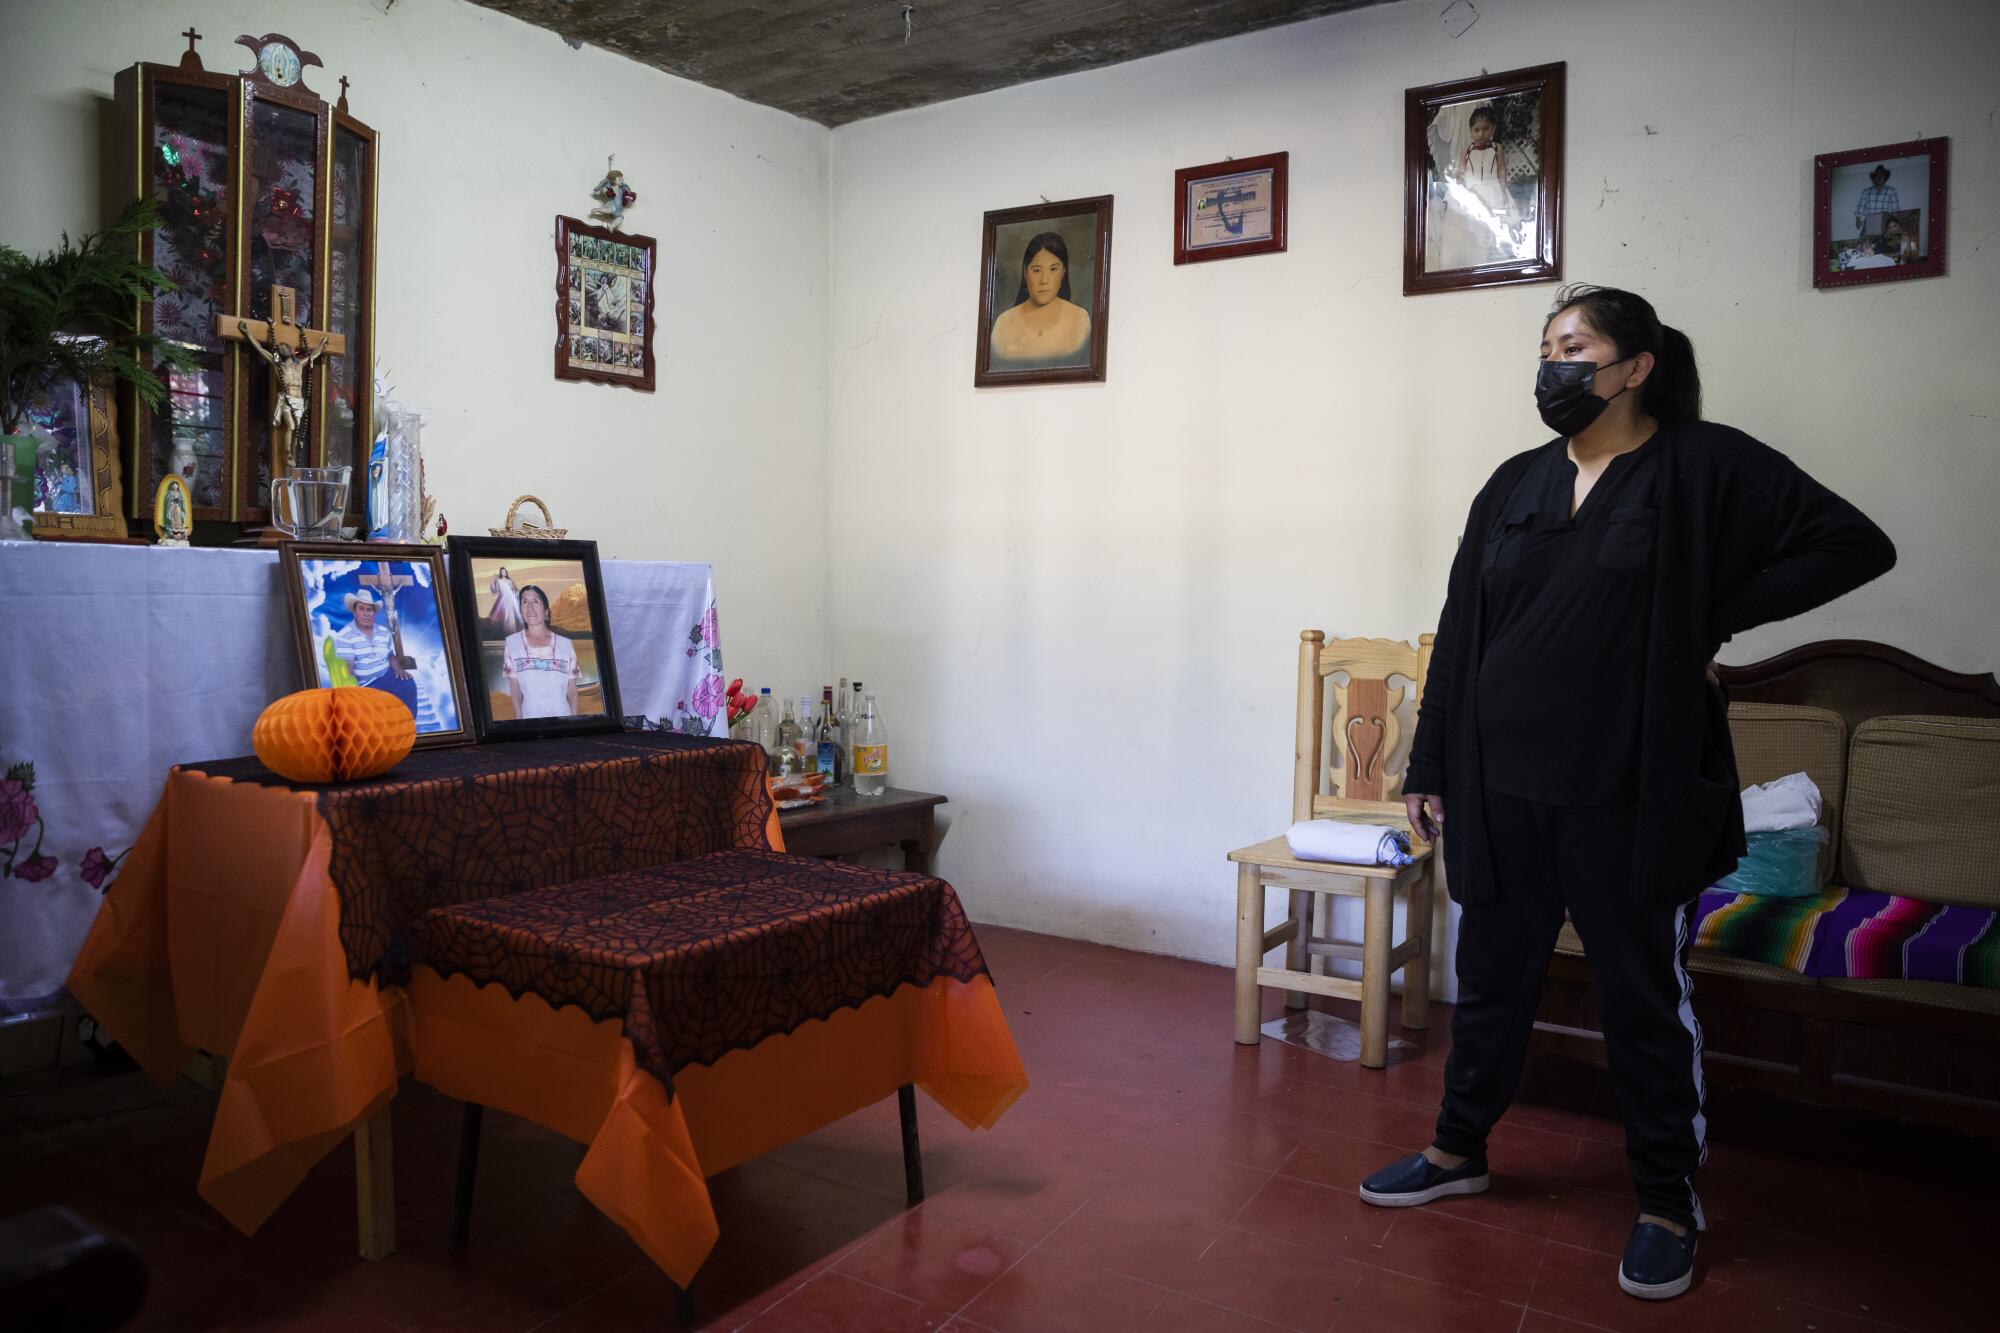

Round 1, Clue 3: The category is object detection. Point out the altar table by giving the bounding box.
[0,542,729,1010]
[64,733,1026,1284]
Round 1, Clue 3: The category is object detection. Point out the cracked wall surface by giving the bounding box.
[472,0,1385,125]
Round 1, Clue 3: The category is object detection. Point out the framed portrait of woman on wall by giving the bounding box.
[1404,63,1565,296]
[974,195,1113,387]
[445,536,623,742]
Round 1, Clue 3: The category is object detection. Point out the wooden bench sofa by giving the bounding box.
[1534,640,2000,1139]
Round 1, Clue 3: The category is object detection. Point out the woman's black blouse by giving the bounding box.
[1476,439,1663,806]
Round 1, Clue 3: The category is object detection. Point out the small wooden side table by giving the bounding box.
[778,787,947,873]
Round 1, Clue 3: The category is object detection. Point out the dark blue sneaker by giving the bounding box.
[1358,1150,1489,1207]
[1619,1221,1698,1299]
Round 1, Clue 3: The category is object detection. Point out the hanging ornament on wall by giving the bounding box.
[588,154,638,231]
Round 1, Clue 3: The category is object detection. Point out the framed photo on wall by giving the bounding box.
[1813,138,1948,289]
[1404,62,1565,296]
[975,195,1113,387]
[1174,152,1288,264]
[17,366,128,541]
[446,536,624,742]
[280,542,474,749]
[555,215,657,392]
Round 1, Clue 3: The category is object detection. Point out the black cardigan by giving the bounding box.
[1405,420,1897,908]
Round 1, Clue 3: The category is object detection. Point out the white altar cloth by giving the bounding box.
[0,543,727,1008]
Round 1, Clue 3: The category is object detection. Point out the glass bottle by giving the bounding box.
[775,696,800,772]
[848,681,865,787]
[851,692,888,797]
[755,687,776,757]
[796,695,816,774]
[816,685,842,782]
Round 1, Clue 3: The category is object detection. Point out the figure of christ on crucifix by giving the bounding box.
[215,283,345,474]
[332,563,422,716]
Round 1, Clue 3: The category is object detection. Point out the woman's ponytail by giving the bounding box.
[1646,325,1702,425]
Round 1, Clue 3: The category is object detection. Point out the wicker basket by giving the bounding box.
[489,494,567,540]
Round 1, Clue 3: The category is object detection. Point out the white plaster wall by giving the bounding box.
[826,0,2000,991]
[0,0,831,694]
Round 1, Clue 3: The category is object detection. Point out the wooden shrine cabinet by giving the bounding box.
[114,32,377,528]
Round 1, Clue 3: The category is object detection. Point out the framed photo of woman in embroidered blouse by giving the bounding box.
[445,536,623,741]
[975,195,1113,387]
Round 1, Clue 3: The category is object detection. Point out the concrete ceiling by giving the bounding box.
[470,0,1389,127]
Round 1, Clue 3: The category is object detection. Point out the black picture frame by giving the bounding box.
[279,541,474,749]
[445,536,624,742]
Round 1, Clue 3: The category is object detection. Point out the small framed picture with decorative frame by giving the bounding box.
[18,364,129,542]
[1813,138,1948,290]
[1174,152,1289,265]
[555,215,656,391]
[1404,62,1565,296]
[446,536,624,742]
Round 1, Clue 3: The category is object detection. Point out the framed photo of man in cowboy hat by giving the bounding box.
[1814,137,1949,289]
[280,542,474,748]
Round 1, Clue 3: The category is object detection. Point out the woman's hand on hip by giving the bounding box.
[1405,792,1445,844]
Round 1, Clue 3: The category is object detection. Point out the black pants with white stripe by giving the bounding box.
[1431,790,1708,1230]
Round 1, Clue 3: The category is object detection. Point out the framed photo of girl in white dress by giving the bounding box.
[445,536,624,742]
[1404,63,1565,296]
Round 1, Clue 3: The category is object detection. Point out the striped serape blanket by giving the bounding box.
[1691,887,2000,988]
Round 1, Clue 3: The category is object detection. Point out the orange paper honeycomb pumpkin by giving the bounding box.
[253,687,416,784]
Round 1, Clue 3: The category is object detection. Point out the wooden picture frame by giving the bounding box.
[554,215,656,392]
[280,542,474,750]
[446,536,624,742]
[1813,137,1948,290]
[1404,62,1565,296]
[21,369,129,541]
[975,195,1113,387]
[1174,152,1288,265]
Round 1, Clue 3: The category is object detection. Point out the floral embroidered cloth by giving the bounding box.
[0,543,728,1009]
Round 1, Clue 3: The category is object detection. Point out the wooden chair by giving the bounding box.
[1227,631,1442,1067]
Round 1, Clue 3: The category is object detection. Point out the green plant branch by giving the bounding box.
[0,196,196,436]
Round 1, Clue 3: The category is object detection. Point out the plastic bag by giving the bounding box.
[1716,826,1828,898]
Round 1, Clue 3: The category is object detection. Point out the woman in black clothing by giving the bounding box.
[1359,285,1896,1301]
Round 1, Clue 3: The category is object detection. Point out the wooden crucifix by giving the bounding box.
[355,561,419,699]
[215,283,345,475]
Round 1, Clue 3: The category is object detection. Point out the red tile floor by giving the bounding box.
[3,926,1994,1332]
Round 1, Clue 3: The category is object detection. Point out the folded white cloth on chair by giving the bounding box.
[1740,771,1822,833]
[1285,820,1414,867]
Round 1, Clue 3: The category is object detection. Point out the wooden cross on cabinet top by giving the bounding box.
[216,284,344,362]
[215,283,346,472]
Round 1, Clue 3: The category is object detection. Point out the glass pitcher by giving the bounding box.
[271,465,352,540]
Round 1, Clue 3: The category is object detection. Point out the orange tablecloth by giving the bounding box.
[67,746,1026,1284]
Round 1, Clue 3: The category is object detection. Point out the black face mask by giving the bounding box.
[1535,356,1633,437]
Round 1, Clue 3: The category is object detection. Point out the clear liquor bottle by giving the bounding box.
[850,692,888,797]
[796,695,816,775]
[774,697,800,775]
[755,688,776,757]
